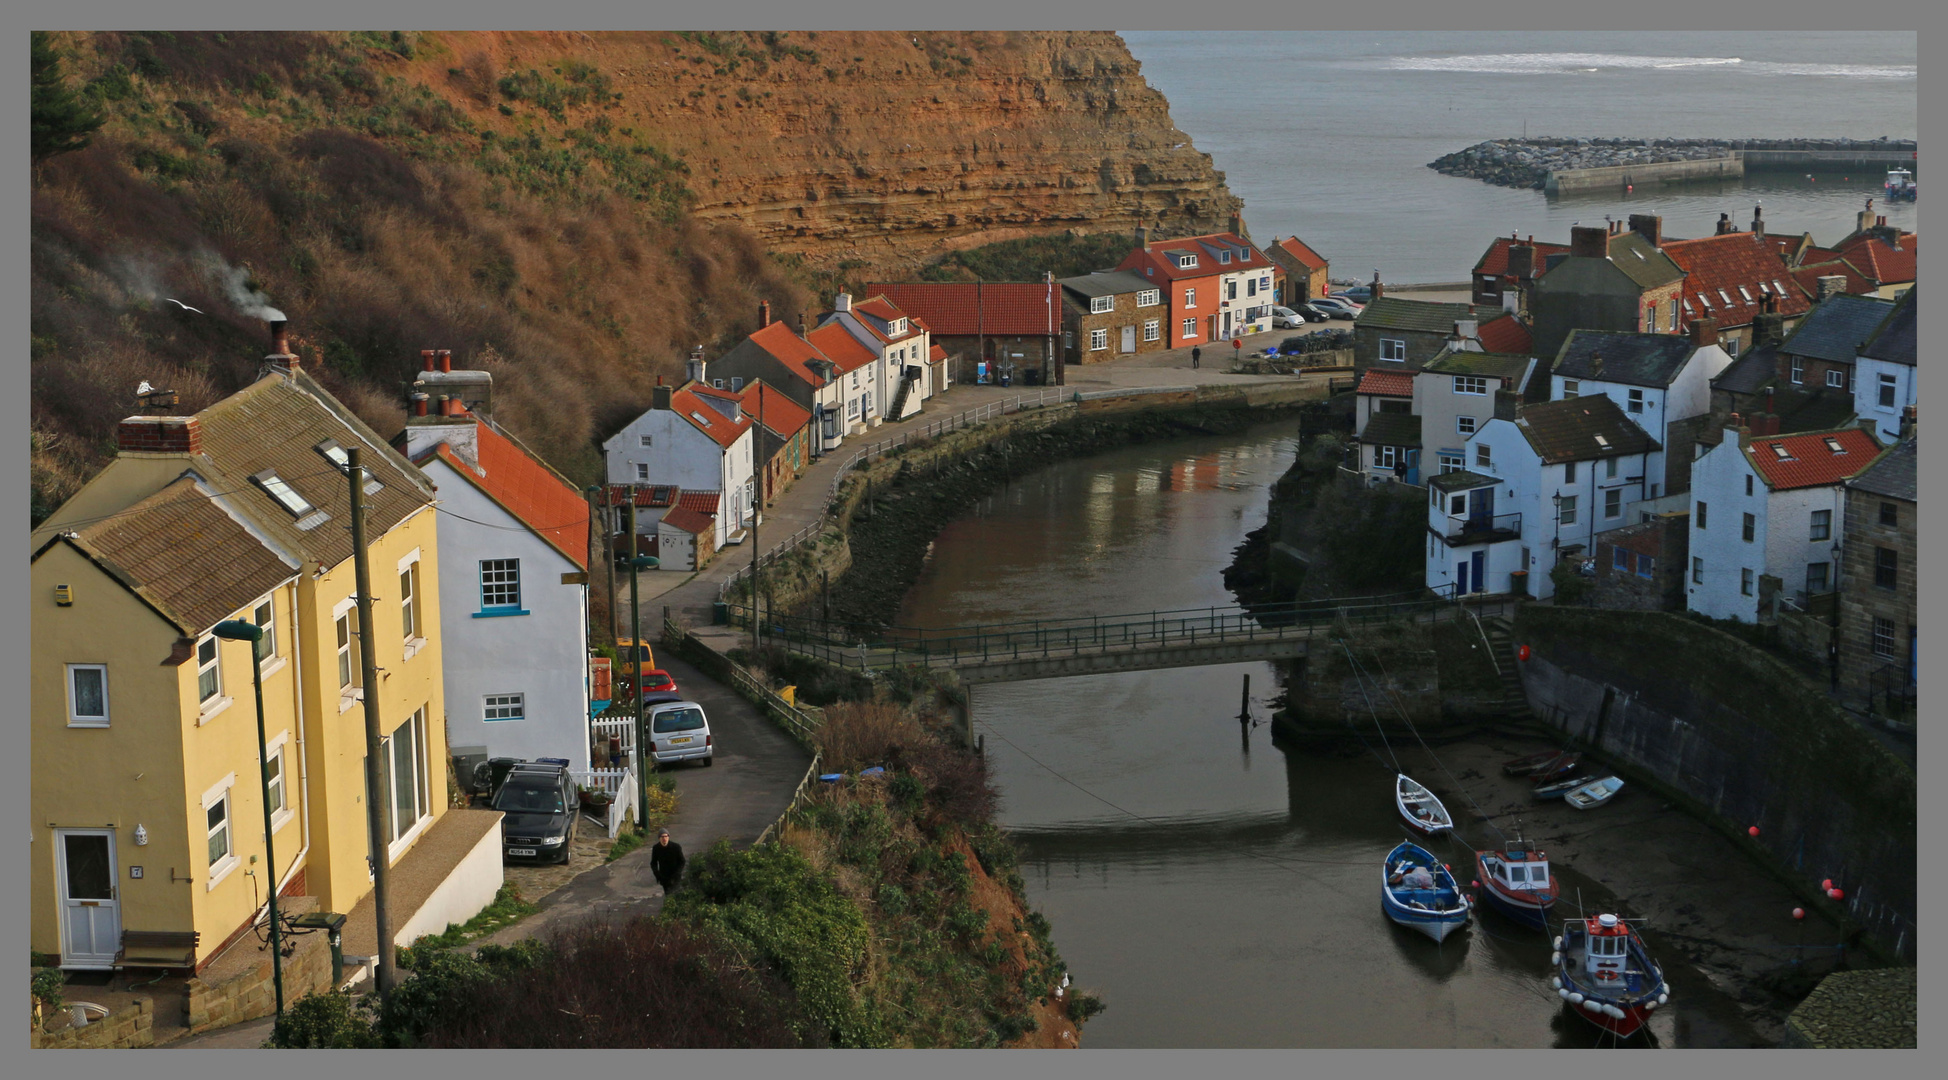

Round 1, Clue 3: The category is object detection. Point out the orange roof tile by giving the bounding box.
[807,322,879,375]
[1117,232,1267,283]
[419,423,589,570]
[1746,427,1881,491]
[738,380,811,438]
[1472,236,1570,279]
[1476,313,1533,355]
[677,490,719,514]
[1834,234,1915,286]
[929,343,947,363]
[660,505,714,537]
[603,484,677,508]
[1357,370,1416,396]
[1790,260,1875,300]
[747,321,834,389]
[1275,235,1330,271]
[866,282,1059,336]
[671,386,753,450]
[1662,231,1808,327]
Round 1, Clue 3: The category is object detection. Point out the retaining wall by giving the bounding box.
[1546,154,1743,193]
[184,918,335,1034]
[32,998,154,1049]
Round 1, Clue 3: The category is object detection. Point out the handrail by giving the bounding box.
[755,752,821,848]
[1466,606,1502,677]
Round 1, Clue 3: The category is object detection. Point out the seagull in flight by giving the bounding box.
[137,380,154,396]
[163,298,204,314]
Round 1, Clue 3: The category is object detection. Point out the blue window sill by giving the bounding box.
[473,608,531,618]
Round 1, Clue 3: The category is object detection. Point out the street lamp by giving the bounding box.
[1828,543,1844,691]
[211,618,283,1029]
[623,504,659,836]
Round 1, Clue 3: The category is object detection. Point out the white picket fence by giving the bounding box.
[572,765,638,838]
[590,716,636,759]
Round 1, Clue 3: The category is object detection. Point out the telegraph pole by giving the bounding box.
[751,388,763,657]
[628,502,649,834]
[599,486,618,643]
[345,448,395,1001]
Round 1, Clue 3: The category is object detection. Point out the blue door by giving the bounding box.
[1405,449,1421,487]
[1469,551,1486,594]
[1456,559,1470,596]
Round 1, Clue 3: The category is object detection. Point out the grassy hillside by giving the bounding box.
[30,31,814,520]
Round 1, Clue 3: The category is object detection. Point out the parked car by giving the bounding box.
[634,669,677,696]
[648,701,714,768]
[494,762,580,864]
[616,638,655,680]
[1332,286,1374,304]
[1302,302,1338,322]
[1270,305,1307,329]
[1309,297,1364,320]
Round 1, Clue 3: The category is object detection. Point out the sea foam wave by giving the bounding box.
[1380,52,1912,80]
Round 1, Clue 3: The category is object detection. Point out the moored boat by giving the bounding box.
[1473,843,1560,930]
[1552,912,1669,1038]
[1533,773,1597,800]
[1502,749,1566,776]
[1884,168,1915,201]
[1530,751,1584,786]
[1396,774,1454,836]
[1381,841,1471,942]
[1565,776,1625,811]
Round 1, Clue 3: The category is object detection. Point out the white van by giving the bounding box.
[647,701,714,768]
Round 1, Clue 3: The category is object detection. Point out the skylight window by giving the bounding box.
[1699,294,1713,310]
[1771,445,1792,460]
[1738,286,1754,302]
[1823,437,1846,454]
[1682,300,1695,315]
[690,411,712,427]
[1593,434,1610,448]
[1718,288,1734,306]
[252,469,314,517]
[1773,279,1787,294]
[317,439,384,495]
[1757,281,1770,295]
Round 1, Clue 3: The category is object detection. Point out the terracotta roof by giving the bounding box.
[1356,370,1416,396]
[1513,395,1661,464]
[1789,259,1875,300]
[1777,293,1895,365]
[1745,426,1881,491]
[1858,290,1914,367]
[1117,232,1265,283]
[1801,246,1843,265]
[746,321,834,389]
[1475,313,1533,354]
[849,296,924,343]
[603,484,678,508]
[738,380,811,438]
[659,505,714,537]
[677,490,720,514]
[1553,330,1699,388]
[1360,412,1421,448]
[414,422,588,570]
[929,343,947,363]
[1274,235,1331,271]
[807,321,880,375]
[1472,236,1569,279]
[671,386,753,449]
[1834,234,1915,286]
[1662,231,1808,326]
[48,474,299,634]
[1847,434,1915,502]
[865,282,1055,337]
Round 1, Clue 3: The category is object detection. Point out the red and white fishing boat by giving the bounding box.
[1472,841,1560,930]
[1552,913,1670,1039]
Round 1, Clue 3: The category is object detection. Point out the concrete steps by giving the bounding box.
[1477,614,1539,728]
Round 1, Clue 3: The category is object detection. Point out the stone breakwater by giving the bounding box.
[1429,137,1918,190]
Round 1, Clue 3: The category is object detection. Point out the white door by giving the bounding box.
[1121,325,1136,353]
[57,830,120,969]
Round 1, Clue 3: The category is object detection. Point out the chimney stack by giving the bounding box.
[1507,243,1535,282]
[262,318,300,376]
[758,300,771,328]
[439,349,453,373]
[834,292,852,313]
[117,415,204,455]
[1754,309,1786,347]
[1751,204,1765,237]
[1135,223,1148,248]
[1370,270,1384,300]
[1229,212,1245,240]
[1590,353,1605,376]
[797,312,808,337]
[1569,225,1609,258]
[1493,389,1521,422]
[1816,275,1846,301]
[1900,405,1916,438]
[686,345,707,385]
[1689,318,1719,347]
[1715,213,1734,236]
[1453,314,1479,343]
[1628,213,1664,247]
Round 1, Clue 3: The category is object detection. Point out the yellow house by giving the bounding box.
[31,348,462,973]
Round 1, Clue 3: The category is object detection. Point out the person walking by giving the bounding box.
[1190,346,1201,370]
[649,827,686,895]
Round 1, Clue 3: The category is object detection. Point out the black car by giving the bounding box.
[493,762,579,864]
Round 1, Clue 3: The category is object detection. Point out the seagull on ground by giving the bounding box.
[164,298,204,314]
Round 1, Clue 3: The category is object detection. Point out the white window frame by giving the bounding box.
[1878,372,1898,408]
[1380,339,1407,362]
[1563,380,1580,399]
[1627,388,1645,413]
[383,708,432,855]
[333,596,360,711]
[195,634,221,705]
[638,434,653,448]
[1790,356,1804,384]
[398,549,427,658]
[483,693,526,722]
[1692,556,1704,584]
[1558,495,1578,525]
[1872,617,1897,659]
[1604,487,1622,519]
[1741,568,1755,596]
[1438,452,1464,474]
[1089,295,1114,315]
[1453,376,1487,395]
[1177,254,1198,269]
[1475,444,1491,468]
[1182,318,1197,340]
[1806,562,1830,594]
[1376,445,1398,469]
[265,730,293,833]
[635,462,650,482]
[1089,328,1108,352]
[1184,287,1197,309]
[1138,289,1161,308]
[66,663,109,728]
[1143,319,1160,342]
[1457,416,1478,436]
[480,558,522,611]
[202,773,238,889]
[1826,369,1846,389]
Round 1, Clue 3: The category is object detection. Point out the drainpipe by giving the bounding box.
[276,581,311,899]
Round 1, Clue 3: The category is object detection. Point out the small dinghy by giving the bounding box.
[1530,751,1584,786]
[1381,841,1470,942]
[1533,773,1598,800]
[1473,842,1560,930]
[1552,912,1669,1038]
[1396,774,1454,836]
[1502,749,1567,777]
[1565,776,1625,811]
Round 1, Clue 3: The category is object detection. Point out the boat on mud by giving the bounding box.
[1473,843,1560,930]
[1382,840,1471,943]
[1533,773,1598,800]
[1565,776,1625,811]
[1552,912,1669,1038]
[1529,751,1584,786]
[1396,774,1454,836]
[1502,749,1567,777]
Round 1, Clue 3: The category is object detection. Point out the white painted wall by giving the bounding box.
[1422,479,1527,596]
[602,406,755,551]
[423,457,591,772]
[657,521,697,571]
[1685,436,1764,621]
[1766,484,1844,602]
[1853,356,1914,441]
[396,813,505,946]
[1549,345,1726,500]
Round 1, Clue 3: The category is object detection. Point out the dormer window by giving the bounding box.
[1218,250,1231,264]
[1176,254,1198,269]
[1090,295,1114,314]
[890,318,906,335]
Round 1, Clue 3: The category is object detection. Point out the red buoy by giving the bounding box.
[1748,825,1761,837]
[1828,888,1845,901]
[1792,907,1805,920]
[1822,879,1833,890]
[1518,644,1532,662]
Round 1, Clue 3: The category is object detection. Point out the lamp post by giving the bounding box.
[624,499,659,833]
[211,618,283,1028]
[1828,542,1844,691]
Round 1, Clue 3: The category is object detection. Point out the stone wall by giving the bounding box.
[184,917,335,1035]
[1515,607,1916,961]
[1546,154,1743,194]
[1782,967,1916,1048]
[31,998,154,1049]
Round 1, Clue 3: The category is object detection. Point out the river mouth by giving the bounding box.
[892,420,1774,1047]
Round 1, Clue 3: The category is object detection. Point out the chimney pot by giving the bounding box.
[421,349,436,372]
[412,392,429,417]
[439,350,453,373]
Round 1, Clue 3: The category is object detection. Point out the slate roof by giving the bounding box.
[746,321,835,389]
[1712,342,1781,396]
[1513,395,1661,464]
[1553,330,1698,388]
[1858,290,1915,367]
[1057,270,1154,299]
[1356,369,1416,396]
[1846,434,1915,502]
[1360,412,1422,448]
[1428,468,1499,492]
[1354,298,1480,334]
[48,475,300,635]
[1423,350,1534,386]
[1777,293,1895,364]
[1475,313,1533,355]
[1835,234,1916,285]
[1663,231,1808,326]
[1746,427,1880,491]
[738,380,812,438]
[1274,235,1330,271]
[412,421,589,571]
[1472,236,1569,279]
[865,282,1055,337]
[1603,231,1686,290]
[1117,232,1266,282]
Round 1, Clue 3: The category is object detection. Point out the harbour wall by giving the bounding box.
[1547,154,1743,194]
[1514,606,1915,962]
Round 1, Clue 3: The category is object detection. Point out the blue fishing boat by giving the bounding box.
[1472,842,1560,930]
[1381,841,1471,942]
[1551,913,1670,1038]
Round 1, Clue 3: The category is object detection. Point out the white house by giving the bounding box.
[709,314,850,455]
[1686,422,1882,621]
[1214,245,1277,341]
[1850,291,1914,442]
[399,361,592,771]
[1549,326,1732,498]
[1428,395,1661,600]
[848,294,942,418]
[602,365,757,555]
[1354,368,1419,483]
[1415,347,1537,478]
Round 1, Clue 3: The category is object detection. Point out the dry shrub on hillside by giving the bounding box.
[900,740,999,825]
[813,700,924,774]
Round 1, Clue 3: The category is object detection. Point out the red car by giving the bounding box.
[634,669,677,696]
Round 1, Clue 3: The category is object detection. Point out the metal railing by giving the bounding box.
[755,753,822,848]
[825,387,1072,500]
[726,591,1447,673]
[719,519,827,600]
[1443,511,1522,542]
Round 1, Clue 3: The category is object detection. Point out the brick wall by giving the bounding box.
[1591,514,1688,611]
[115,416,203,454]
[32,998,155,1049]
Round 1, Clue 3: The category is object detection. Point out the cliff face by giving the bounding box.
[423,31,1241,271]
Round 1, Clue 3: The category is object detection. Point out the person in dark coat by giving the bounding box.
[649,827,686,893]
[1191,346,1202,369]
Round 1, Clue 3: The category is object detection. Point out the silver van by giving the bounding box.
[647,701,714,768]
